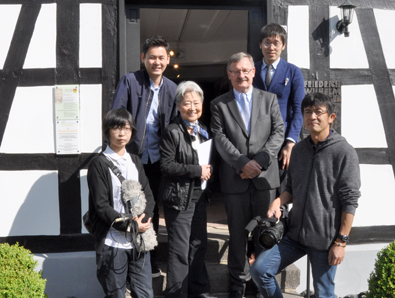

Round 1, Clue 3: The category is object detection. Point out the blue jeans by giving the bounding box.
[250,235,337,298]
[96,245,153,298]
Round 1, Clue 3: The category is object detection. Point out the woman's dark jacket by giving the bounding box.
[159,115,209,211]
[87,153,154,254]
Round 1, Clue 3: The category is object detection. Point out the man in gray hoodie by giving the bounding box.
[250,93,361,298]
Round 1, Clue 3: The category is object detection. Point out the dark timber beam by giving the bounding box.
[0,4,40,148]
[357,8,395,177]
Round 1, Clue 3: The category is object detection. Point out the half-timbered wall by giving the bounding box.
[271,0,395,295]
[0,1,117,252]
[1,0,395,296]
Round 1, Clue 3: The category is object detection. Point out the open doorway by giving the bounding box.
[119,4,266,231]
[140,8,249,125]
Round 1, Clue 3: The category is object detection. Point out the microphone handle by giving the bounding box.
[125,200,132,214]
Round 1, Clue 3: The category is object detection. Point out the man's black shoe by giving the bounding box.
[228,290,244,298]
[193,293,217,298]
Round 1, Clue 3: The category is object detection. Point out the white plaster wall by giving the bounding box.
[0,4,21,69]
[0,86,55,153]
[34,252,104,298]
[0,84,102,154]
[80,3,102,68]
[23,3,56,69]
[0,170,60,236]
[374,9,395,69]
[354,164,395,227]
[329,6,369,69]
[287,5,309,69]
[80,84,102,153]
[80,169,89,234]
[341,85,387,148]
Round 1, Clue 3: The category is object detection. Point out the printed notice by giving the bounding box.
[56,120,81,154]
[54,85,80,120]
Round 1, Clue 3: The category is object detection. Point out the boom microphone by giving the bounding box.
[121,179,158,252]
[121,180,142,216]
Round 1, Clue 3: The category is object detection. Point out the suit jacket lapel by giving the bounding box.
[250,88,262,134]
[226,90,249,136]
[268,58,285,92]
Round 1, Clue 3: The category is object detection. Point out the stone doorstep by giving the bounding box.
[151,262,300,296]
[154,196,300,297]
[152,239,300,296]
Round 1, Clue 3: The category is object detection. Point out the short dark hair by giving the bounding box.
[301,93,335,115]
[142,35,170,56]
[259,23,287,45]
[102,109,137,144]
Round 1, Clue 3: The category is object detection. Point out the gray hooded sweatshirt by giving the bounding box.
[286,130,361,251]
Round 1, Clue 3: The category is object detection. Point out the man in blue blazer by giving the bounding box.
[112,36,177,278]
[253,23,305,174]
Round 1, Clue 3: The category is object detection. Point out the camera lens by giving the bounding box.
[260,232,276,249]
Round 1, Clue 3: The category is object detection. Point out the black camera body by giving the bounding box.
[245,215,286,249]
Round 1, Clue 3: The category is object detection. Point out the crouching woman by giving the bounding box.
[87,109,154,298]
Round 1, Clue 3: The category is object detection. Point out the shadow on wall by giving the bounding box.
[312,15,343,57]
[5,170,104,297]
[8,172,60,237]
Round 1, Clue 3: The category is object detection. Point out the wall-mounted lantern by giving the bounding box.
[336,0,357,37]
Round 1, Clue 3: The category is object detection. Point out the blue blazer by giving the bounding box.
[253,58,305,143]
[112,69,177,156]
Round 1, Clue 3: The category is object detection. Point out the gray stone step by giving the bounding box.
[152,262,300,296]
[153,193,301,297]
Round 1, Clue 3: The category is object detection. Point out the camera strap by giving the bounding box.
[100,155,126,183]
[99,154,130,214]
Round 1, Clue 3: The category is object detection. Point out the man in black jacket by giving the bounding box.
[112,35,177,277]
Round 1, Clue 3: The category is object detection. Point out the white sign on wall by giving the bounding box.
[54,85,81,154]
[54,85,80,120]
[55,120,80,154]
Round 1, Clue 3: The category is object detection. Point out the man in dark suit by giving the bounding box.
[210,52,284,298]
[253,23,305,177]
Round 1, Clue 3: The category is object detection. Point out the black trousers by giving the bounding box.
[143,160,161,266]
[96,246,153,298]
[224,184,275,292]
[163,191,210,298]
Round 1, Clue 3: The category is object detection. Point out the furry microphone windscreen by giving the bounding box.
[121,179,158,251]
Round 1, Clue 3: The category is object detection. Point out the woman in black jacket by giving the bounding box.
[88,109,154,298]
[160,81,216,298]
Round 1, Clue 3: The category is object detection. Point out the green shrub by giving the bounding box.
[367,240,395,298]
[0,242,47,298]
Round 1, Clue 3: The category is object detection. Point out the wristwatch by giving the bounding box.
[338,234,349,243]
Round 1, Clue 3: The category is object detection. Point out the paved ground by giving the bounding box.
[217,294,301,298]
[150,293,302,298]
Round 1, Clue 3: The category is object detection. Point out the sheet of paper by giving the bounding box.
[55,120,81,154]
[197,139,212,190]
[54,85,80,120]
